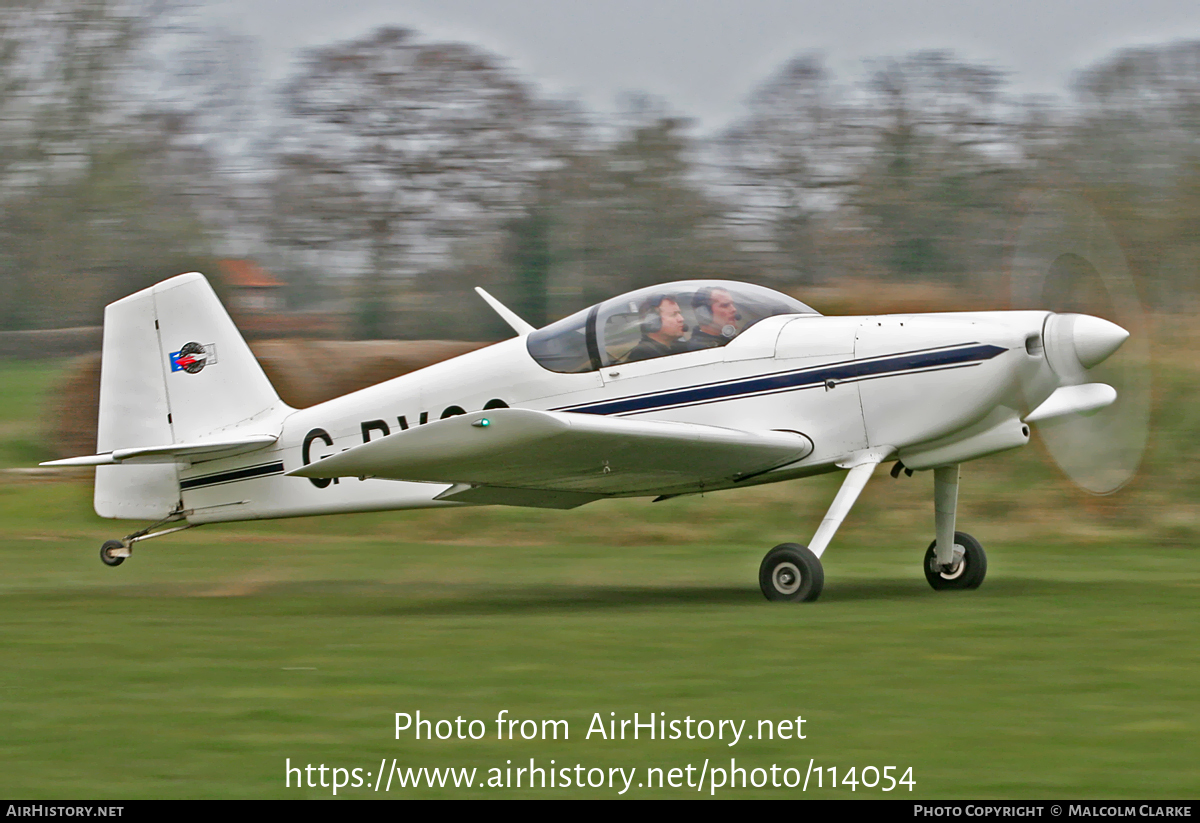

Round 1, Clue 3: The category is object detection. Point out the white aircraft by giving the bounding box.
[42,198,1148,603]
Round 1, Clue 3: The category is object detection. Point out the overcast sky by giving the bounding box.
[205,0,1200,133]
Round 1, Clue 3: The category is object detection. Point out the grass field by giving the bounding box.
[0,358,66,470]
[0,322,1196,799]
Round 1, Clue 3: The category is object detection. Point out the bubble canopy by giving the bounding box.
[527,280,819,374]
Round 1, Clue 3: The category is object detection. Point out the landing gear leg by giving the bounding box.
[924,465,987,589]
[933,465,959,568]
[808,459,881,560]
[759,451,889,602]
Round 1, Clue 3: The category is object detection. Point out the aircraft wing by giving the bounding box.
[286,408,812,507]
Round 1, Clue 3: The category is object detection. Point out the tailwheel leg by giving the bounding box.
[97,513,195,567]
[924,465,987,590]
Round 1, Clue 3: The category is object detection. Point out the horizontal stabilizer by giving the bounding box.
[287,408,813,495]
[1024,383,1117,423]
[41,434,278,467]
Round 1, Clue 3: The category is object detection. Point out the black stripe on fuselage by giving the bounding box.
[609,362,988,415]
[180,460,285,491]
[557,343,1007,417]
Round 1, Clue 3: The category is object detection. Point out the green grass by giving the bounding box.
[0,338,1197,799]
[0,358,69,468]
[0,477,1196,799]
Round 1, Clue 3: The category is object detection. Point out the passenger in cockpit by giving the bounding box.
[689,287,742,349]
[626,295,690,362]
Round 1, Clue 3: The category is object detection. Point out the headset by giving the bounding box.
[692,287,742,328]
[639,294,688,335]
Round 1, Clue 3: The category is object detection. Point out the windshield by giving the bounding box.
[527,280,817,373]
[525,305,595,374]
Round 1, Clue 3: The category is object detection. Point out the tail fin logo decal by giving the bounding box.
[169,342,218,374]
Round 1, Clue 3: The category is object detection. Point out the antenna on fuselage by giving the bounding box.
[474,287,535,336]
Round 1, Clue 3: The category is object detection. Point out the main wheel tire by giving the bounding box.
[100,540,126,567]
[759,543,824,602]
[924,531,986,590]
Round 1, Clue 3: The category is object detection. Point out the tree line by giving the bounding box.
[1,0,1197,337]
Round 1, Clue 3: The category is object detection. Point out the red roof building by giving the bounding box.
[216,259,285,313]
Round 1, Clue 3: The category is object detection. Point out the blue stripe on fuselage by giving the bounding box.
[559,343,1007,416]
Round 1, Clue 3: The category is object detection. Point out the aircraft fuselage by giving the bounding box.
[177,310,1054,525]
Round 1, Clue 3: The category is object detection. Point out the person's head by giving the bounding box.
[693,287,740,333]
[640,295,687,342]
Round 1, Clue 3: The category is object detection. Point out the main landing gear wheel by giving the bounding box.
[759,543,824,603]
[99,540,126,567]
[923,531,986,590]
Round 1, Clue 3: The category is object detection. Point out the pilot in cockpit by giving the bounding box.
[688,287,742,349]
[625,294,690,362]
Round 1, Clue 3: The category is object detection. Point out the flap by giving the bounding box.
[287,408,813,495]
[41,434,278,467]
[434,483,603,509]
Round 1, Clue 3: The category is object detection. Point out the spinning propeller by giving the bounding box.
[1009,191,1152,494]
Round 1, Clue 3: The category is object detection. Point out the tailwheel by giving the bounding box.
[759,543,824,603]
[99,540,129,567]
[923,531,986,590]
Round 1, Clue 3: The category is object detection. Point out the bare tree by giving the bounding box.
[0,0,222,329]
[851,50,1017,285]
[1062,41,1200,306]
[269,27,570,337]
[719,54,860,284]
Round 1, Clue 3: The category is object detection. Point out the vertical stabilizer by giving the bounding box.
[94,272,288,519]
